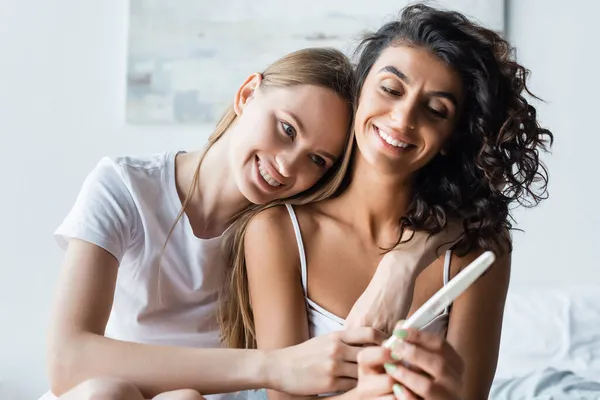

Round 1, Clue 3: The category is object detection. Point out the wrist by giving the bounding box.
[334,389,357,400]
[258,348,278,391]
[373,269,416,333]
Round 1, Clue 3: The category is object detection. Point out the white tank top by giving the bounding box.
[284,204,452,338]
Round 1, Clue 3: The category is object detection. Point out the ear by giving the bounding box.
[234,73,262,116]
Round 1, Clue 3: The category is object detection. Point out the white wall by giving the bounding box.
[0,1,212,398]
[506,0,600,286]
[0,0,598,399]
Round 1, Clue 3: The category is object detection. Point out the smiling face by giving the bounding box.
[354,44,464,177]
[227,74,351,205]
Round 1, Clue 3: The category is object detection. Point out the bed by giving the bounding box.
[490,285,600,399]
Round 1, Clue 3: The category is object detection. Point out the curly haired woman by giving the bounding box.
[222,4,553,400]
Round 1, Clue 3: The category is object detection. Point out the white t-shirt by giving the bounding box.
[43,151,237,399]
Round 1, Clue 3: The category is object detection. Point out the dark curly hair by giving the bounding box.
[352,3,554,256]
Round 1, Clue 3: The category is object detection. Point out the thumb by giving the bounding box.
[392,319,406,333]
[383,320,407,348]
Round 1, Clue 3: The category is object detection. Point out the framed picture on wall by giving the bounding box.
[126,0,505,125]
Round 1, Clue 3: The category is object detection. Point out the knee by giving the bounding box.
[75,377,143,400]
[153,389,205,400]
[175,390,205,400]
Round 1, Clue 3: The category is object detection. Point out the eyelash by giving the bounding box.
[381,86,448,120]
[281,121,326,168]
[281,121,296,139]
[310,155,326,168]
[381,86,401,96]
[428,107,448,119]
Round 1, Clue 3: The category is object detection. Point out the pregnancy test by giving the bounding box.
[383,250,496,348]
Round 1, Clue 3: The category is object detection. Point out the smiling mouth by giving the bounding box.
[257,158,283,187]
[374,125,414,149]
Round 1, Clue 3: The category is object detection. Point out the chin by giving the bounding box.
[239,187,271,205]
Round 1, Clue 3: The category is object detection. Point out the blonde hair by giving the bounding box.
[216,48,358,349]
[162,48,356,335]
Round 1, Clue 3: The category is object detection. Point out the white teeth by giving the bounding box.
[377,127,411,148]
[258,162,281,187]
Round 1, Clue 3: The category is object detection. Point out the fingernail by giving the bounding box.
[384,363,397,373]
[394,320,405,331]
[390,351,401,360]
[393,329,408,340]
[392,383,404,398]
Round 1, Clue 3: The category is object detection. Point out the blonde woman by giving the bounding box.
[43,48,381,400]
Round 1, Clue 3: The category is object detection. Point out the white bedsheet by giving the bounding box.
[495,285,600,382]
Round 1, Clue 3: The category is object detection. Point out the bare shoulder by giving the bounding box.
[245,205,298,244]
[246,204,292,231]
[244,205,300,271]
[444,247,512,322]
[452,247,511,281]
[410,245,511,314]
[244,202,333,254]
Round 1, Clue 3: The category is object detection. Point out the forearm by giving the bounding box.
[266,388,357,400]
[346,226,462,333]
[345,264,417,334]
[319,389,356,400]
[266,389,310,400]
[49,332,268,397]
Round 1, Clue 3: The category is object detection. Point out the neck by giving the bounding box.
[334,152,413,247]
[176,136,250,238]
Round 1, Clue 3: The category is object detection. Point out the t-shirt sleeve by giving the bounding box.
[54,157,139,263]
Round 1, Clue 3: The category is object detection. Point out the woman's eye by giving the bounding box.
[310,154,326,168]
[381,86,402,96]
[428,106,448,119]
[281,122,296,138]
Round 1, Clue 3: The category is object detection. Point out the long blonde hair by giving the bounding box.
[217,48,358,349]
[162,47,356,337]
[165,47,356,252]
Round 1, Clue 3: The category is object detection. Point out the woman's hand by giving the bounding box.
[267,327,387,396]
[357,323,465,400]
[357,346,398,400]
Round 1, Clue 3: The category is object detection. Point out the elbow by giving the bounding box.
[47,333,87,396]
[49,366,75,397]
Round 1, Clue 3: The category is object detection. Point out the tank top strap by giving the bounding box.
[442,249,453,313]
[284,204,308,296]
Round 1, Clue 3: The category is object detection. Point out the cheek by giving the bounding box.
[423,123,454,149]
[356,92,378,117]
[236,113,280,151]
[293,166,324,191]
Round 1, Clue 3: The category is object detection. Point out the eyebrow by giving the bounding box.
[379,66,410,84]
[378,66,459,107]
[284,110,338,163]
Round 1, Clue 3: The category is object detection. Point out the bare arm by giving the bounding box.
[47,239,269,397]
[245,208,385,400]
[445,250,511,399]
[345,223,463,334]
[245,208,312,350]
[393,249,510,399]
[245,208,312,400]
[354,249,509,400]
